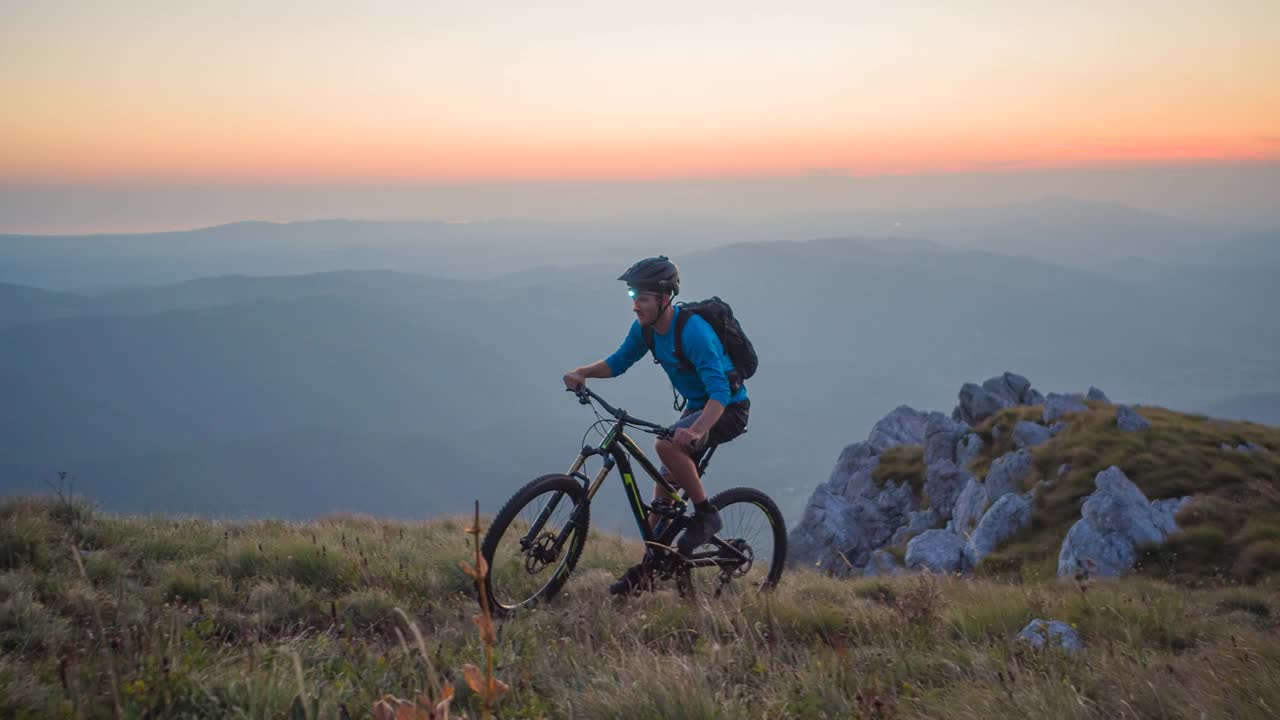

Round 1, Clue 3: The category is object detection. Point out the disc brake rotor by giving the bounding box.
[523,533,559,574]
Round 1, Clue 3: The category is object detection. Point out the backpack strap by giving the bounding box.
[671,307,694,372]
[641,325,659,365]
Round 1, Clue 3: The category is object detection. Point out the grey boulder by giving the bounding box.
[923,464,972,520]
[1043,393,1088,423]
[955,433,984,467]
[905,529,971,573]
[861,549,904,576]
[950,477,990,534]
[1012,421,1052,449]
[966,493,1033,566]
[985,449,1035,500]
[1086,386,1111,403]
[924,412,969,466]
[1018,619,1083,652]
[1057,466,1190,577]
[867,405,931,453]
[1115,405,1151,432]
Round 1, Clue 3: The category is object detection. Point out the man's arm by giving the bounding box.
[563,359,613,388]
[563,320,645,389]
[687,399,725,440]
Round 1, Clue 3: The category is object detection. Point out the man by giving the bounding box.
[562,255,750,595]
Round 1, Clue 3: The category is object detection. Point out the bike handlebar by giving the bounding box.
[569,386,671,436]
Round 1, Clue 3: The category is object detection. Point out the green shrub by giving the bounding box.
[1234,541,1280,583]
[1177,495,1246,534]
[1215,589,1272,621]
[872,445,927,501]
[248,581,316,630]
[163,565,215,604]
[0,590,69,653]
[0,516,55,572]
[83,551,122,587]
[851,580,895,605]
[340,588,397,628]
[1234,519,1280,546]
[275,542,355,591]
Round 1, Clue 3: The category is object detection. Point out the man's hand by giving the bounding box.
[673,426,707,451]
[563,369,587,390]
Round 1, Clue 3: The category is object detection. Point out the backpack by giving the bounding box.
[642,297,758,392]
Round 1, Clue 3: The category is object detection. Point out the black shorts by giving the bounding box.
[660,399,750,473]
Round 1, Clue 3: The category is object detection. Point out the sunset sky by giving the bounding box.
[2,1,1278,231]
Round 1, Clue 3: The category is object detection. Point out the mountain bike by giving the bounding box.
[478,386,787,616]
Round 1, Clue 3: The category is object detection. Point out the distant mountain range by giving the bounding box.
[2,201,1276,525]
[3,198,1275,291]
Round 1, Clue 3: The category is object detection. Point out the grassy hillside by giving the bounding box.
[3,495,1279,719]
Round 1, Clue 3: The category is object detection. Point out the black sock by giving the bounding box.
[694,499,715,515]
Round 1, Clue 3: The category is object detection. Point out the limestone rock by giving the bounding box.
[985,449,1035,501]
[967,493,1032,566]
[905,529,971,573]
[1012,420,1052,449]
[924,412,969,466]
[1057,466,1190,577]
[1043,393,1088,423]
[1018,619,1083,652]
[1116,405,1151,432]
[955,433,984,467]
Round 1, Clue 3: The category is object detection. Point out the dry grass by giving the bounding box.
[873,445,928,501]
[2,494,1279,718]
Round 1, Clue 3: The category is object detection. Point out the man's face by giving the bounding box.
[630,288,663,326]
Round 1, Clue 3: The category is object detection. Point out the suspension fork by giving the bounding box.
[519,448,614,553]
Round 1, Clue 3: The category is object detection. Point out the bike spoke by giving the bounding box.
[487,489,583,610]
[680,496,780,598]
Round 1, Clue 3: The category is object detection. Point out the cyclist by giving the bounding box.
[562,255,750,595]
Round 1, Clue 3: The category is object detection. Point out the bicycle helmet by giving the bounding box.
[618,255,680,296]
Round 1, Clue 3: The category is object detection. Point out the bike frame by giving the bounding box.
[518,388,748,570]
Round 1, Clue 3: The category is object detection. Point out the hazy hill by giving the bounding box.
[2,228,1277,524]
[3,199,1272,291]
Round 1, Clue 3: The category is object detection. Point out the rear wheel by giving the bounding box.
[479,474,590,617]
[679,486,787,598]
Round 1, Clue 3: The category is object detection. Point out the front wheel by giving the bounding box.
[479,474,590,617]
[680,487,787,598]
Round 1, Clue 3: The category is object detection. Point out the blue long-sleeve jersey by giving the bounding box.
[604,305,748,410]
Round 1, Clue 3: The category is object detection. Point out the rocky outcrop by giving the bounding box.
[1115,405,1150,432]
[953,372,1043,425]
[1057,466,1191,577]
[985,450,1035,499]
[789,406,931,574]
[923,464,971,522]
[860,549,903,576]
[791,372,1185,581]
[949,477,989,534]
[1087,386,1111,403]
[1012,421,1052,449]
[966,493,1033,566]
[955,433,984,466]
[924,412,968,466]
[1043,393,1088,423]
[1018,620,1083,652]
[905,529,970,573]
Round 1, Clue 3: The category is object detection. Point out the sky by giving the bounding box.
[2,0,1279,231]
